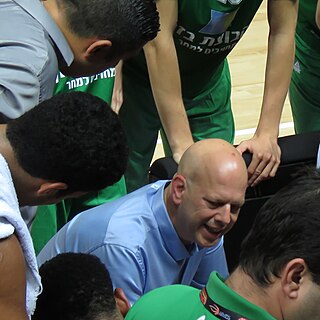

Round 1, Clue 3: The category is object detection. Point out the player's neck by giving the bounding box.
[226,268,281,319]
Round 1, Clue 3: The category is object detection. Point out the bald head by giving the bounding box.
[177,139,248,186]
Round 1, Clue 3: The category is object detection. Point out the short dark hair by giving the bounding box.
[59,0,160,56]
[33,253,119,320]
[239,167,320,286]
[6,92,128,193]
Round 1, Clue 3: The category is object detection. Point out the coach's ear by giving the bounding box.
[114,288,131,317]
[171,173,187,205]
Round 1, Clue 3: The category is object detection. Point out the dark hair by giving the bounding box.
[33,253,119,320]
[59,0,160,56]
[6,92,128,193]
[239,167,320,286]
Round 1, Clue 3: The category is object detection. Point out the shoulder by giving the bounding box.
[62,191,160,250]
[0,234,28,319]
[126,285,200,320]
[0,5,54,72]
[105,182,168,246]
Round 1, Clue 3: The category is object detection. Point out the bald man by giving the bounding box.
[37,139,248,305]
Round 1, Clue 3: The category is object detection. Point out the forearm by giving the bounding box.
[236,0,297,186]
[143,0,193,161]
[145,47,193,157]
[256,0,298,137]
[316,0,320,29]
[257,34,294,136]
[111,60,124,113]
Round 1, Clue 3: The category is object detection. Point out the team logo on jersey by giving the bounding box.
[56,69,116,90]
[199,9,239,35]
[209,303,220,315]
[293,60,301,74]
[200,288,208,304]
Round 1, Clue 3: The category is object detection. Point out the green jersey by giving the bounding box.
[295,0,319,50]
[124,0,263,98]
[125,272,275,320]
[294,0,320,68]
[54,69,116,101]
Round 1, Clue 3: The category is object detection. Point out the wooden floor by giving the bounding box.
[153,1,294,160]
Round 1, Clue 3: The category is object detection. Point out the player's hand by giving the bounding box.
[111,61,124,114]
[172,151,184,164]
[236,134,281,187]
[111,76,123,114]
[172,140,194,164]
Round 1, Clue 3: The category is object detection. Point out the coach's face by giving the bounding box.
[171,166,246,247]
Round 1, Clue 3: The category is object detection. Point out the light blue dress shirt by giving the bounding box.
[37,180,229,305]
[0,0,73,119]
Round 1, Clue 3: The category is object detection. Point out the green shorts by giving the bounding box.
[289,34,320,133]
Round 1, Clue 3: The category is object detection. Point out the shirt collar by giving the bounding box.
[205,272,276,320]
[12,0,74,66]
[150,180,199,261]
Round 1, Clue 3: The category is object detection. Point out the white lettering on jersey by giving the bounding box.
[217,0,243,5]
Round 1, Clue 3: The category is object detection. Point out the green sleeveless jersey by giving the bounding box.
[295,0,320,53]
[124,0,263,98]
[54,68,116,102]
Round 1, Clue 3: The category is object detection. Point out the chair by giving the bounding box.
[148,131,320,270]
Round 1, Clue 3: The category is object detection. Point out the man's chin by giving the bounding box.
[198,227,224,247]
[197,236,221,248]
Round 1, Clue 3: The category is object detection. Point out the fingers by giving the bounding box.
[235,141,250,155]
[247,150,280,187]
[111,92,123,114]
[236,137,281,187]
[172,152,182,164]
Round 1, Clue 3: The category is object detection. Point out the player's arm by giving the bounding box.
[237,0,298,187]
[0,234,28,320]
[111,60,124,114]
[143,0,194,163]
[316,0,320,29]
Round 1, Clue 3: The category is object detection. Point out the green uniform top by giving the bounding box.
[124,0,263,98]
[292,0,320,86]
[54,68,116,100]
[125,272,275,320]
[296,0,318,30]
[293,0,320,74]
[295,0,320,50]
